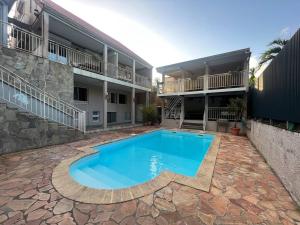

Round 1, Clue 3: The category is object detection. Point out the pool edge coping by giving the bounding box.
[51,129,220,204]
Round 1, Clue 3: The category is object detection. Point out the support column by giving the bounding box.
[244,57,250,91]
[103,81,108,129]
[103,44,108,76]
[146,92,150,107]
[204,94,208,131]
[161,98,165,124]
[42,12,49,58]
[0,2,8,46]
[204,62,209,90]
[131,88,135,125]
[162,73,165,93]
[114,52,118,78]
[132,59,136,84]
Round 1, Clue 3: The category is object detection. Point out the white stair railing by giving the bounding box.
[0,65,86,132]
[165,96,182,119]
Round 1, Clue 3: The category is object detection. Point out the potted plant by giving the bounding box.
[142,105,157,125]
[228,97,246,135]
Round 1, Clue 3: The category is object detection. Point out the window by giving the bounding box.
[109,93,117,103]
[74,87,88,101]
[92,111,100,122]
[124,112,131,121]
[119,94,127,104]
[107,112,117,123]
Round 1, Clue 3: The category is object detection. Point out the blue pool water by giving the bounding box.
[70,130,214,189]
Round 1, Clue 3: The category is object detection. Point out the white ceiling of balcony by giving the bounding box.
[49,16,145,69]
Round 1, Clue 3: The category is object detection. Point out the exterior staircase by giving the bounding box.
[181,120,204,130]
[164,96,182,119]
[0,65,86,154]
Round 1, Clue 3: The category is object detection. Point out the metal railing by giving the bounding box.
[208,71,244,89]
[48,40,103,74]
[184,78,204,91]
[118,66,133,82]
[158,71,245,94]
[0,20,42,57]
[135,73,151,88]
[208,107,240,121]
[1,21,151,89]
[0,65,86,132]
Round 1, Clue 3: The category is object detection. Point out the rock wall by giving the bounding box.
[247,120,300,205]
[0,47,73,103]
[0,103,85,154]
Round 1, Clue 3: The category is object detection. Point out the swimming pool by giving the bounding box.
[70,130,214,189]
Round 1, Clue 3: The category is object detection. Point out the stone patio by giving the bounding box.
[0,126,300,225]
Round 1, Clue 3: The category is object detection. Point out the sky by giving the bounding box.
[52,0,300,80]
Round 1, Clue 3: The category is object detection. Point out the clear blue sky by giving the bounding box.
[54,0,300,77]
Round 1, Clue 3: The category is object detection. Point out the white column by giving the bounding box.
[42,12,49,58]
[0,2,8,46]
[204,94,208,131]
[162,73,165,93]
[146,92,150,107]
[132,59,136,84]
[114,52,118,78]
[204,62,209,90]
[103,44,108,76]
[131,88,135,125]
[244,57,250,91]
[103,81,108,129]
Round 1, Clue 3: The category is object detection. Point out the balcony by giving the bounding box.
[0,21,151,89]
[157,71,247,95]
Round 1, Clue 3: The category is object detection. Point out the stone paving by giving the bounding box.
[0,127,300,225]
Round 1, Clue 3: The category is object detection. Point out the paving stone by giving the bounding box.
[73,208,89,225]
[0,214,8,223]
[120,216,137,225]
[5,199,36,211]
[111,201,136,223]
[136,216,156,225]
[26,209,48,221]
[25,201,48,215]
[53,198,74,215]
[136,201,152,217]
[154,198,176,212]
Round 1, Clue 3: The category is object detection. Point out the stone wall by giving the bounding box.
[0,103,85,154]
[0,47,73,102]
[247,120,300,205]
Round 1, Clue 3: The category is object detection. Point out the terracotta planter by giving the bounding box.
[231,127,240,136]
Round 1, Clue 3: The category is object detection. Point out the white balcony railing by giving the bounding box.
[48,40,103,74]
[159,71,245,94]
[208,71,244,89]
[208,107,240,121]
[0,65,86,132]
[135,73,151,89]
[0,20,42,57]
[1,21,151,89]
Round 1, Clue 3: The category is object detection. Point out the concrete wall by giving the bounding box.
[74,81,133,127]
[247,120,300,205]
[0,47,74,102]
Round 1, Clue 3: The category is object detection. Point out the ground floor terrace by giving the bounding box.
[73,74,150,131]
[0,126,299,225]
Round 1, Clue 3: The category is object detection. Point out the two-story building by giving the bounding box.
[0,0,152,132]
[157,49,250,132]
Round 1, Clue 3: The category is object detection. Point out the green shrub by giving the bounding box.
[142,105,157,125]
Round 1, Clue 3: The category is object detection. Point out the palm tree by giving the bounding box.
[259,38,288,68]
[249,67,256,87]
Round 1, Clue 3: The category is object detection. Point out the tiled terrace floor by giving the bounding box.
[0,127,300,225]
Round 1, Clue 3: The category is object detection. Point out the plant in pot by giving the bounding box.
[228,97,246,136]
[142,105,157,125]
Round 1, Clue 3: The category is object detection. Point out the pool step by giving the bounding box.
[78,165,136,189]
